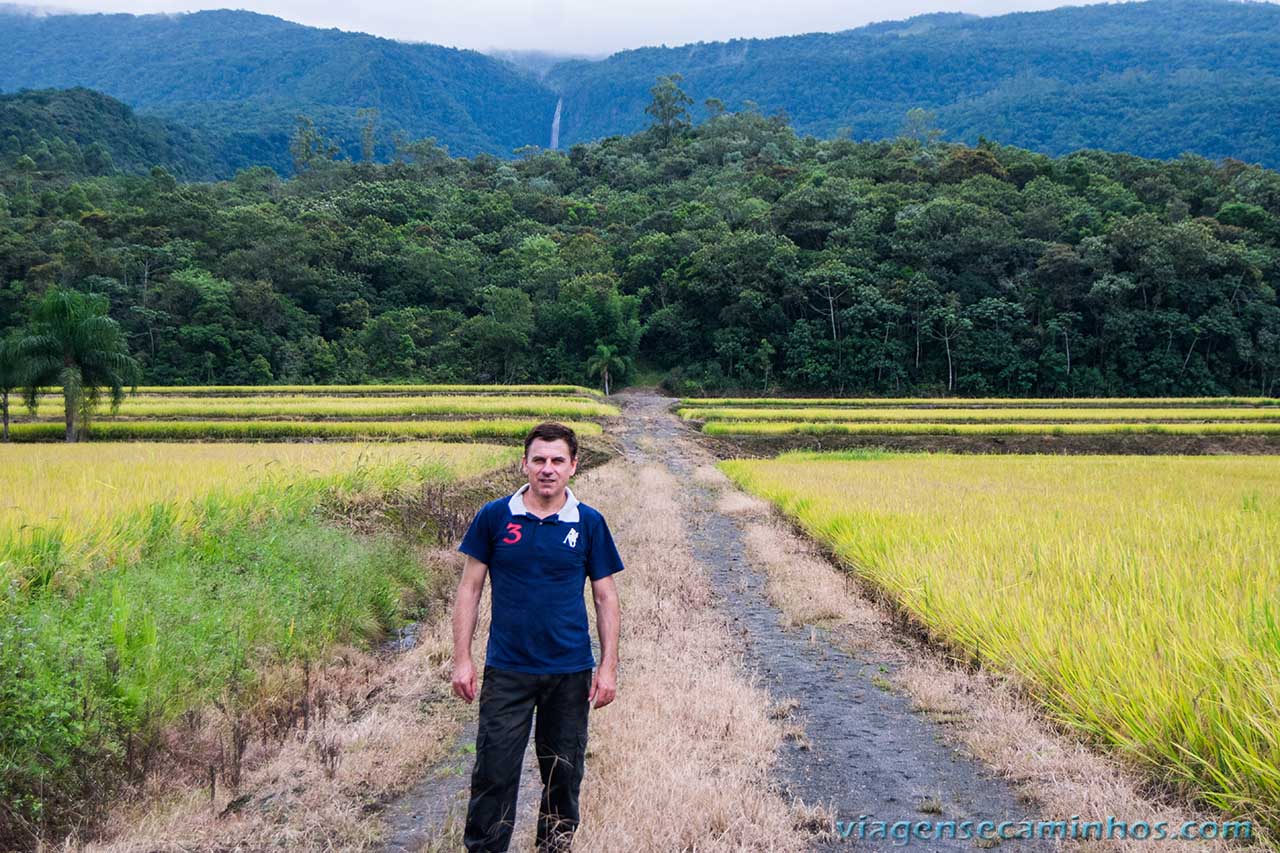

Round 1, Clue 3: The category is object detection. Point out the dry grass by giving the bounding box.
[721,494,1266,852]
[560,461,821,852]
[79,547,480,852]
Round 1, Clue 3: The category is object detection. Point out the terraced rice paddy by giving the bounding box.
[10,384,616,441]
[680,396,1280,437]
[721,451,1280,839]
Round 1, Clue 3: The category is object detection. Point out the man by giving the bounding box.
[451,421,623,852]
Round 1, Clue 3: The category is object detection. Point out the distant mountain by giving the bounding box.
[487,49,603,80]
[0,8,559,174]
[1,0,1278,174]
[544,0,1280,166]
[0,87,228,179]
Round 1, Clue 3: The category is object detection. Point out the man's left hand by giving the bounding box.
[589,665,617,709]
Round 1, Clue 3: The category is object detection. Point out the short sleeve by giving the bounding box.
[586,513,624,581]
[459,503,495,564]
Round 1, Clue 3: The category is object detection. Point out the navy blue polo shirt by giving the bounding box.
[459,483,624,675]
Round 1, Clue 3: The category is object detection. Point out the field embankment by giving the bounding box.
[721,451,1279,843]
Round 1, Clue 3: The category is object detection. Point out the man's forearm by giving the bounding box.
[596,594,620,669]
[452,584,480,661]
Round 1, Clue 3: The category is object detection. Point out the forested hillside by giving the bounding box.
[0,88,229,180]
[546,0,1280,165]
[2,91,1277,397]
[2,1,1280,171]
[0,8,557,173]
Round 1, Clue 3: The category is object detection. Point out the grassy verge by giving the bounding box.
[0,444,517,847]
[721,452,1279,843]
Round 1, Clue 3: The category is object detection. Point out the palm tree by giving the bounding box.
[0,335,25,442]
[22,289,141,442]
[586,343,628,396]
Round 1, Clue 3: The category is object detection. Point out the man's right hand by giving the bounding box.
[452,656,477,703]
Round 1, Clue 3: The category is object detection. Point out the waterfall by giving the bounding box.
[549,97,563,150]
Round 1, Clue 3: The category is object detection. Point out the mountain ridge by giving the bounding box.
[2,0,1278,172]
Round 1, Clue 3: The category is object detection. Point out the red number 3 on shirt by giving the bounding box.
[502,522,522,544]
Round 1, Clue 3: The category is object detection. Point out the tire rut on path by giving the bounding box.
[616,390,1048,852]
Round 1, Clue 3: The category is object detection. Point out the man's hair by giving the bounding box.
[524,422,578,459]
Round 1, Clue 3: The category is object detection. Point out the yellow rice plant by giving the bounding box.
[721,452,1280,838]
[43,383,604,397]
[683,396,1280,408]
[682,406,1280,423]
[1,441,517,589]
[23,394,619,420]
[701,420,1280,436]
[8,418,604,441]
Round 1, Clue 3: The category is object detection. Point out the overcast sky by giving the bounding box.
[17,0,1135,56]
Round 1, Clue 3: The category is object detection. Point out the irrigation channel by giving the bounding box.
[383,392,1047,852]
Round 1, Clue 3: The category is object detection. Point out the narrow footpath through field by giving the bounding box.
[612,391,1046,851]
[382,391,1064,851]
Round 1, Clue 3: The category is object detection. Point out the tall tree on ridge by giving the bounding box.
[645,75,693,146]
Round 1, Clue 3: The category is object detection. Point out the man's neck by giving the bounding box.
[523,485,568,519]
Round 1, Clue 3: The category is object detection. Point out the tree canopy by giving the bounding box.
[2,89,1279,399]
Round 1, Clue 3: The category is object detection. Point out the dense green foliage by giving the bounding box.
[2,91,1279,396]
[547,0,1280,166]
[0,8,557,172]
[0,89,227,180]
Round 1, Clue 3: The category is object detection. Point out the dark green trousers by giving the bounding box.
[463,666,592,853]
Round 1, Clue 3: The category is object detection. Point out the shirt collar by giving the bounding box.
[508,483,580,523]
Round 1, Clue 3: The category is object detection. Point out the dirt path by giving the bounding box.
[614,391,1046,851]
[384,390,1056,851]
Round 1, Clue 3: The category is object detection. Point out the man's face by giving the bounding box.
[522,438,578,501]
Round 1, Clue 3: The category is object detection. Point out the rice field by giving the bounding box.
[721,452,1280,838]
[44,383,604,396]
[680,396,1280,439]
[9,418,603,442]
[701,421,1280,436]
[24,394,617,420]
[1,438,520,837]
[685,406,1280,423]
[1,441,518,588]
[9,384,616,442]
[683,396,1280,408]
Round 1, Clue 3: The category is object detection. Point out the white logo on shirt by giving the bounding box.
[564,528,579,548]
